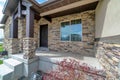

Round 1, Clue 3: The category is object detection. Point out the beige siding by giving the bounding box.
[95,0,120,38]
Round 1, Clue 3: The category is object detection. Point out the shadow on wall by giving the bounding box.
[95,0,110,38]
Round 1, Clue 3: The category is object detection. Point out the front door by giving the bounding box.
[40,25,48,47]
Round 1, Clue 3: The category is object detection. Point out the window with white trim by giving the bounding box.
[61,19,82,41]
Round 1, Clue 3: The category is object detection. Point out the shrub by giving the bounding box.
[43,58,106,80]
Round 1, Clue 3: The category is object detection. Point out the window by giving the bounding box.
[61,19,82,41]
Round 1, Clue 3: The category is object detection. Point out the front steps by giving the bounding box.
[0,58,23,80]
[11,54,39,79]
[0,64,13,80]
[4,59,24,80]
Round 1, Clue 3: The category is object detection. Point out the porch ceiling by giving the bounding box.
[40,0,99,17]
[28,0,99,18]
[46,1,98,18]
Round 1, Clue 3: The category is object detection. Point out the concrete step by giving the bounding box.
[0,64,13,80]
[36,47,49,53]
[11,54,39,78]
[4,58,24,80]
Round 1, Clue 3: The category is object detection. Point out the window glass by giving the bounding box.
[61,19,82,41]
[71,19,82,41]
[61,22,70,41]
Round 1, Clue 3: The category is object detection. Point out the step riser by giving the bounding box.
[14,64,24,80]
[0,64,14,80]
[3,59,24,80]
[1,72,13,80]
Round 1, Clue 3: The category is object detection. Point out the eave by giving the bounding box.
[40,0,99,17]
[0,15,8,24]
[3,0,19,15]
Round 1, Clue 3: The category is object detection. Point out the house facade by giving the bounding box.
[1,0,120,80]
[3,0,97,58]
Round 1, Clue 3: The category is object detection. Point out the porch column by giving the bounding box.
[8,15,19,55]
[23,4,36,59]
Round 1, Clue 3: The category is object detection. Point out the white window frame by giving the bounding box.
[60,19,82,42]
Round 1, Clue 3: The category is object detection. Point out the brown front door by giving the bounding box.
[40,25,48,47]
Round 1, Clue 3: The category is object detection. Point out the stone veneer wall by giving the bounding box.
[96,42,120,79]
[4,10,95,56]
[37,10,95,56]
[4,17,26,54]
[34,20,40,48]
[3,17,19,54]
[4,16,38,54]
[7,38,20,54]
[4,17,11,51]
[18,19,26,52]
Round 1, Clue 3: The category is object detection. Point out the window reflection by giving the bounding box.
[71,19,82,41]
[61,22,70,41]
[61,19,82,41]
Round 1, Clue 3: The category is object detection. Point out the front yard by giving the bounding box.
[0,44,3,65]
[0,43,3,52]
[0,60,3,64]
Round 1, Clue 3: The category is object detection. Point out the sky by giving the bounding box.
[0,0,6,39]
[36,0,48,4]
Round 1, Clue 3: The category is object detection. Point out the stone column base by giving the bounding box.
[23,38,36,59]
[7,38,19,55]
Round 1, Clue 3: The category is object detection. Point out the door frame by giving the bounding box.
[39,24,48,47]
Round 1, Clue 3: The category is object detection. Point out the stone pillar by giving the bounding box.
[8,38,19,55]
[22,37,38,78]
[22,1,35,59]
[23,38,36,59]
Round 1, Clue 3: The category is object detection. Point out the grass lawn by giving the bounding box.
[0,60,3,64]
[0,43,3,52]
[0,44,3,65]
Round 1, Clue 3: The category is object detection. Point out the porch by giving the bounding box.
[0,50,104,80]
[14,50,103,70]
